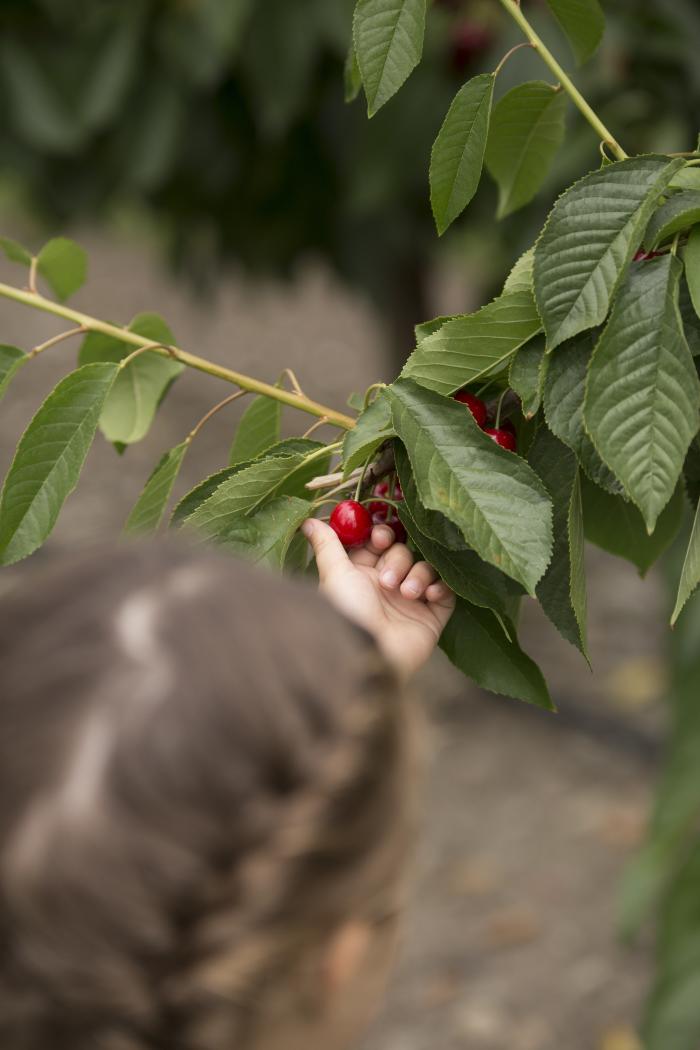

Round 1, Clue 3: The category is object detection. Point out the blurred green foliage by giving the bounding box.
[1,0,699,357]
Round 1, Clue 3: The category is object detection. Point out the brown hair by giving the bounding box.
[0,541,411,1050]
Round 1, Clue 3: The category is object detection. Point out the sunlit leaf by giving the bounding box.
[509,334,546,418]
[37,237,88,301]
[0,363,118,564]
[0,345,27,402]
[229,394,281,465]
[342,392,393,474]
[402,290,542,395]
[534,156,684,349]
[123,441,189,536]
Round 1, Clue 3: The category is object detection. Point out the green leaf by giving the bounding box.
[544,0,605,65]
[397,499,520,621]
[584,254,700,531]
[485,81,567,219]
[439,597,553,709]
[213,496,311,569]
[534,156,684,350]
[414,316,455,342]
[183,446,327,538]
[671,501,700,625]
[36,238,88,302]
[669,168,700,192]
[388,380,553,595]
[79,313,184,446]
[679,276,700,357]
[0,363,118,565]
[0,236,31,266]
[509,334,546,418]
[401,290,542,395]
[581,475,684,576]
[171,464,249,528]
[123,441,189,536]
[503,247,535,294]
[429,73,494,235]
[229,395,281,465]
[344,42,363,102]
[646,191,700,249]
[394,441,468,550]
[685,226,700,320]
[543,329,623,494]
[171,439,325,528]
[342,392,393,474]
[0,345,27,402]
[528,426,588,657]
[353,0,427,116]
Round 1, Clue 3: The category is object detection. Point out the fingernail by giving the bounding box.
[404,581,421,596]
[381,571,398,587]
[301,520,315,538]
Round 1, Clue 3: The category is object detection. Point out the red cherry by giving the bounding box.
[500,419,516,437]
[329,500,373,547]
[453,390,488,428]
[392,479,403,501]
[484,427,517,452]
[368,481,390,517]
[449,22,494,75]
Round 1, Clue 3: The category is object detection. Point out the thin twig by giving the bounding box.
[278,367,306,398]
[28,256,38,294]
[493,41,535,76]
[119,342,179,370]
[28,325,86,359]
[187,390,249,442]
[301,416,331,439]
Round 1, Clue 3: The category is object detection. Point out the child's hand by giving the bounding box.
[301,518,455,679]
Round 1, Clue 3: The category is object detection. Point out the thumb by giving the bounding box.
[302,518,351,583]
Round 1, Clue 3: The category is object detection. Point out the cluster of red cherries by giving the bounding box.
[453,388,517,452]
[328,387,517,549]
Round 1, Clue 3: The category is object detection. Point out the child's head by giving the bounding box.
[0,542,415,1050]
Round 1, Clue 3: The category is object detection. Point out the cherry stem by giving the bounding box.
[494,389,508,430]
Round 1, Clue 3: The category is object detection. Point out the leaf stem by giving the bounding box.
[493,41,535,76]
[28,324,86,359]
[0,281,356,430]
[187,390,249,442]
[495,0,627,161]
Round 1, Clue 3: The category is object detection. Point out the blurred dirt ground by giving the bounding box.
[0,232,664,1050]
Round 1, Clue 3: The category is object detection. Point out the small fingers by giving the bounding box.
[425,579,454,605]
[348,523,395,567]
[376,542,414,591]
[301,519,351,583]
[400,561,438,600]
